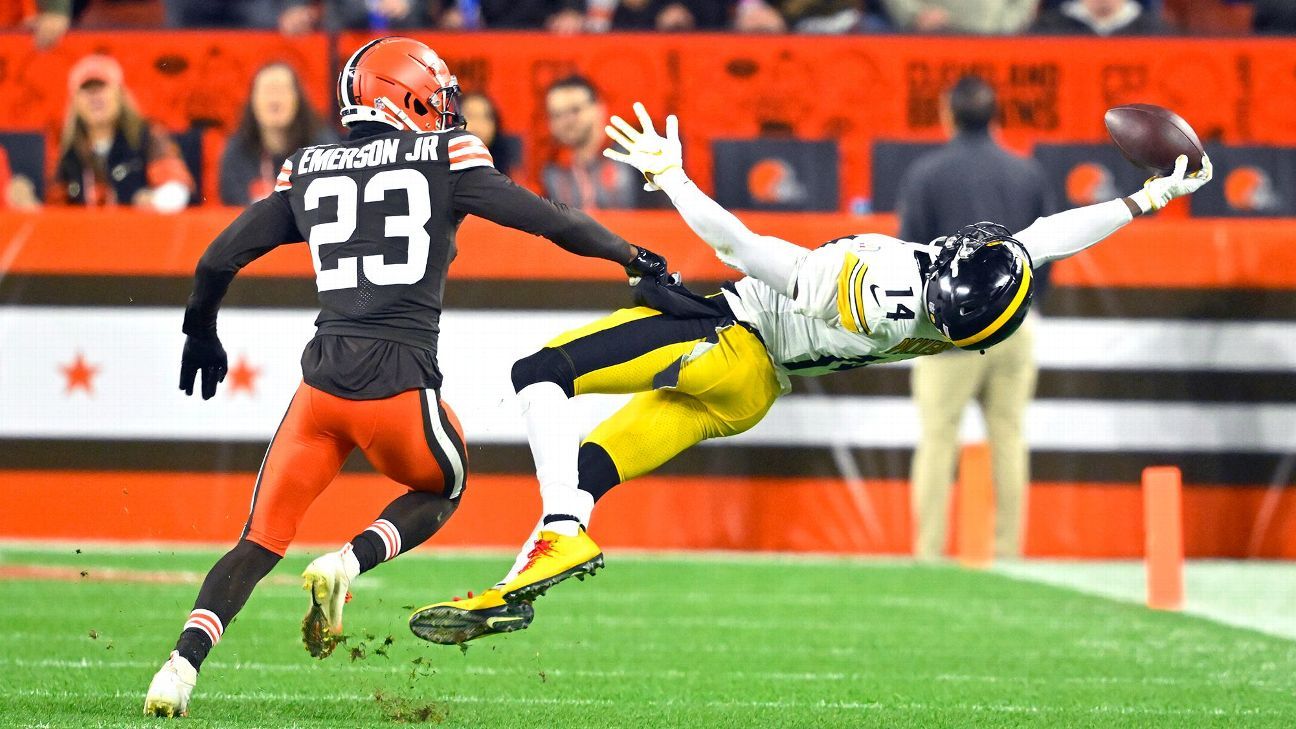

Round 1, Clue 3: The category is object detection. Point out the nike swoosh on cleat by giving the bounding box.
[485,616,524,629]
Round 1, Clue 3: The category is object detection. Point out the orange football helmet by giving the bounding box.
[338,37,464,132]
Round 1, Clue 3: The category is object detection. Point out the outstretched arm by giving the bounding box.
[181,193,302,399]
[1017,154,1213,265]
[604,103,808,297]
[452,164,667,280]
[453,167,635,265]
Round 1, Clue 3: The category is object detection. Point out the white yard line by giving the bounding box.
[995,559,1296,642]
[1,656,1286,691]
[0,686,1285,718]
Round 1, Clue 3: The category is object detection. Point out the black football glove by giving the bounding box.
[179,334,228,400]
[625,246,669,281]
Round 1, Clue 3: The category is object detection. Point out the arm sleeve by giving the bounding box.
[655,168,808,297]
[452,165,634,265]
[1014,198,1134,266]
[182,193,302,337]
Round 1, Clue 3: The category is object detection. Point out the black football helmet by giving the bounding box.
[923,222,1034,351]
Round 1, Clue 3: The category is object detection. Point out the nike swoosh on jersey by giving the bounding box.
[869,284,882,306]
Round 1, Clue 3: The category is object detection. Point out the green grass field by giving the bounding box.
[1,546,1293,728]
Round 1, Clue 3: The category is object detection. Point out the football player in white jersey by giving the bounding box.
[408,103,1212,644]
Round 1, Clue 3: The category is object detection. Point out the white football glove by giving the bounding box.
[603,102,683,191]
[1133,153,1213,213]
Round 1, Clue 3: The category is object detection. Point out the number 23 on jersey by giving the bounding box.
[303,169,432,292]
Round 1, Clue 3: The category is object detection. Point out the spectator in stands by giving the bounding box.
[52,54,194,212]
[735,0,887,33]
[541,75,644,210]
[1253,0,1296,33]
[897,75,1054,561]
[0,147,40,210]
[481,0,585,32]
[1032,0,1163,35]
[596,0,733,30]
[220,63,336,207]
[1,0,72,49]
[461,92,518,178]
[281,0,445,31]
[880,0,1038,33]
[164,0,284,29]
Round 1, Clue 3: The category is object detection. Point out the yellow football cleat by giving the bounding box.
[499,528,604,604]
[408,589,534,645]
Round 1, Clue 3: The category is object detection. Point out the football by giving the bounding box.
[1104,103,1205,176]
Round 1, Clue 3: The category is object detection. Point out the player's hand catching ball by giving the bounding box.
[1133,153,1213,213]
[180,334,228,400]
[604,102,683,191]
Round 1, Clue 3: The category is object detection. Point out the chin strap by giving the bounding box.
[340,96,422,132]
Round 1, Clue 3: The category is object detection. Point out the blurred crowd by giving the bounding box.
[0,0,1291,213]
[0,50,652,212]
[3,0,1293,43]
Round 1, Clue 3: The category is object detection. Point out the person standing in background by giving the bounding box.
[1031,0,1165,36]
[460,92,518,178]
[880,0,1038,33]
[541,75,644,210]
[51,54,194,212]
[1252,0,1296,33]
[897,75,1054,561]
[219,63,337,206]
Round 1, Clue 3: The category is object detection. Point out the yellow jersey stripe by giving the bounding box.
[850,260,870,334]
[953,262,1033,348]
[836,253,862,332]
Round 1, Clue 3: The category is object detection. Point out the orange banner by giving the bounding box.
[2,470,1294,558]
[4,208,1296,289]
[2,33,1294,208]
[345,32,1296,203]
[0,31,332,135]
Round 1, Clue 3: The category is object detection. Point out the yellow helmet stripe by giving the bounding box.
[952,260,1033,348]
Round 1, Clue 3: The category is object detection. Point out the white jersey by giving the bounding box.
[724,234,953,385]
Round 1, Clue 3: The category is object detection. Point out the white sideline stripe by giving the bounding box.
[1,686,1283,717]
[6,307,1296,372]
[4,307,1296,451]
[4,657,1286,691]
[996,559,1296,642]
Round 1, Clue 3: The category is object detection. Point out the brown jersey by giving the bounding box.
[183,123,635,399]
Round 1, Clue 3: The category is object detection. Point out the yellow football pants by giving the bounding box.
[542,306,783,483]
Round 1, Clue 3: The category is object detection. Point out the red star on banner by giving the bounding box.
[61,352,100,395]
[227,356,261,396]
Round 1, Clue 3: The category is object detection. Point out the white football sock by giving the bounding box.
[339,545,361,581]
[517,381,591,528]
[496,520,542,589]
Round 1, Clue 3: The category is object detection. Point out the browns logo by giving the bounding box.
[1223,166,1280,213]
[747,157,806,205]
[1064,162,1116,206]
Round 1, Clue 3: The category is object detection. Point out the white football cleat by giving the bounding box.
[143,651,197,718]
[301,550,357,658]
